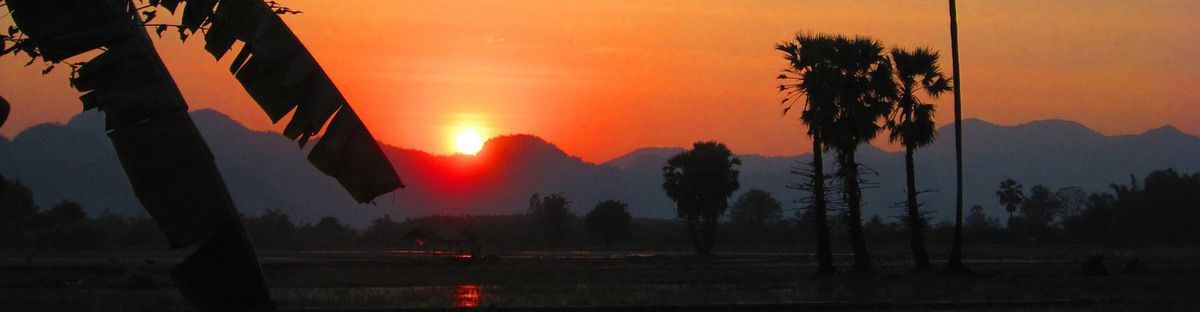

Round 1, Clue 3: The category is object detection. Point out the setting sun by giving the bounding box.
[455,127,485,155]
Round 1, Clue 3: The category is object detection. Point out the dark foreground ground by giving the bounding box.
[2,244,1199,311]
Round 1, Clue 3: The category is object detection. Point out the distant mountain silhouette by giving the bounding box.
[604,147,685,170]
[2,110,1198,226]
[0,110,360,223]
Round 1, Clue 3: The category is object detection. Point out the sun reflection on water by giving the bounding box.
[455,285,481,307]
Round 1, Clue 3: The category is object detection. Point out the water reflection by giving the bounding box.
[455,285,481,307]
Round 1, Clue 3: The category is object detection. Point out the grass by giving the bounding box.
[2,244,1199,311]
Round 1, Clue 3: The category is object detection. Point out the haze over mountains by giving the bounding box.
[2,109,1198,227]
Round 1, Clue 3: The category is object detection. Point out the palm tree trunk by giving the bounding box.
[905,145,932,271]
[811,138,836,275]
[946,0,971,275]
[702,211,718,256]
[842,150,873,273]
[686,217,705,255]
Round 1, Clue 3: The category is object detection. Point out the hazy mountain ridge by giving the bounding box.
[2,110,1198,226]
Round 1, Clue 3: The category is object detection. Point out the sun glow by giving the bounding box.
[454,127,485,155]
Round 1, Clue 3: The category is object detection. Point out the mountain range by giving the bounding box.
[2,109,1198,227]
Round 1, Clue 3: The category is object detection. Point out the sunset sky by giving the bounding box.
[2,0,1197,163]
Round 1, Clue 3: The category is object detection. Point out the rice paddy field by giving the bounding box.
[2,244,1199,311]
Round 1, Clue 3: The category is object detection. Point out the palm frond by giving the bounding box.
[888,46,950,148]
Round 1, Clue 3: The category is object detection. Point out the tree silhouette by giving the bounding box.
[1103,169,1200,242]
[813,35,896,274]
[945,0,972,275]
[528,193,574,248]
[362,214,407,246]
[299,216,358,247]
[1054,187,1088,219]
[662,141,741,256]
[0,175,38,247]
[1061,193,1115,242]
[776,33,838,275]
[2,1,403,310]
[243,208,297,248]
[1011,185,1063,239]
[585,200,632,246]
[1136,170,1200,240]
[45,200,87,224]
[996,178,1024,222]
[729,189,783,229]
[0,174,37,226]
[965,204,999,230]
[887,47,951,272]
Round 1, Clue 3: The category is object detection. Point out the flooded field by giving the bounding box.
[3,245,1199,311]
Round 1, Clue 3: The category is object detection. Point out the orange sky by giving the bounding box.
[2,1,1198,163]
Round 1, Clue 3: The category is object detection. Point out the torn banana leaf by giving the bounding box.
[74,40,186,128]
[181,0,219,31]
[0,96,9,128]
[5,0,131,62]
[201,0,404,203]
[72,31,231,251]
[309,107,404,202]
[135,0,404,203]
[9,1,275,311]
[172,223,275,311]
[109,111,238,249]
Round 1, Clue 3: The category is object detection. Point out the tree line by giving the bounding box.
[6,168,1195,251]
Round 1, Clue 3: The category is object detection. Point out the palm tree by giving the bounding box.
[825,36,896,274]
[945,0,973,275]
[776,33,838,275]
[662,141,741,256]
[997,178,1025,222]
[887,47,951,272]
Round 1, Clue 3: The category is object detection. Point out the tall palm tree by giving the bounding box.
[777,34,838,275]
[887,47,951,272]
[945,0,972,274]
[822,36,897,274]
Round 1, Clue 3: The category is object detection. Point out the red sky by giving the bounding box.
[2,1,1198,163]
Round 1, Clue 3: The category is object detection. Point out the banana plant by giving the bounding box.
[2,0,403,310]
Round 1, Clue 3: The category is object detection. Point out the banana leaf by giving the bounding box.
[6,2,276,310]
[0,95,9,128]
[5,0,130,62]
[108,110,237,249]
[171,222,274,311]
[181,0,218,31]
[309,106,404,202]
[200,0,403,203]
